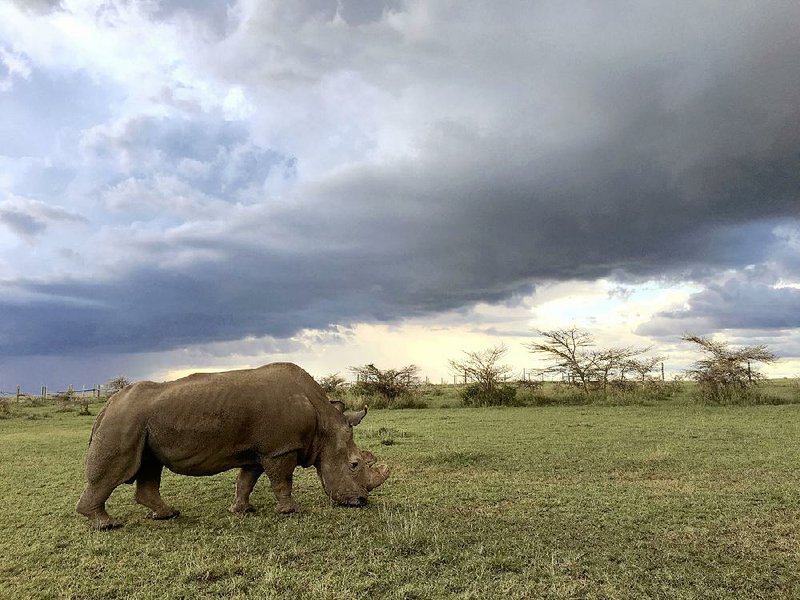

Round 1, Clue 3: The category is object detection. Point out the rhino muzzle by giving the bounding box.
[341,496,368,507]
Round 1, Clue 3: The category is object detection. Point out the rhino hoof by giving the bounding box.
[148,509,180,520]
[275,501,299,514]
[90,518,123,532]
[229,503,257,514]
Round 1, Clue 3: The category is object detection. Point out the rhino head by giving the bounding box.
[316,403,390,507]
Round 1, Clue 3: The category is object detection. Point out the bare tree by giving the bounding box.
[593,347,648,393]
[449,344,513,392]
[525,327,598,393]
[449,344,516,406]
[682,335,777,401]
[625,355,664,383]
[526,328,653,395]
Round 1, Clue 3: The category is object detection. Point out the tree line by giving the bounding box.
[320,328,778,407]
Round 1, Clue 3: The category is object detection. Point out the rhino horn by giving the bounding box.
[366,463,390,491]
[361,449,378,466]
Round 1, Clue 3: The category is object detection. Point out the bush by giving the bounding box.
[338,386,427,410]
[460,383,521,407]
[518,384,591,406]
[357,392,427,410]
[683,334,777,404]
[350,364,421,407]
[317,373,348,398]
[106,375,132,396]
[692,384,782,406]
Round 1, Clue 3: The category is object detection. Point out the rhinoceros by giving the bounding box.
[76,362,390,530]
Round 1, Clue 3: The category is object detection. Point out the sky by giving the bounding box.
[1,0,799,391]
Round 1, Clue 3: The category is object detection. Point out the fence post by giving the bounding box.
[16,385,20,403]
[661,362,665,381]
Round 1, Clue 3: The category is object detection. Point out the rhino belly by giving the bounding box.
[156,446,259,476]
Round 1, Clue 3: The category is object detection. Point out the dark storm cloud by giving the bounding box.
[638,278,800,337]
[2,1,800,361]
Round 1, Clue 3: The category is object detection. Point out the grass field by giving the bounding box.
[1,400,799,599]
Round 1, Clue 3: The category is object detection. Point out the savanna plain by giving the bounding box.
[1,386,799,599]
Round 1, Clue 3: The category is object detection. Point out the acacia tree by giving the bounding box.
[625,355,664,382]
[526,327,654,395]
[524,327,598,393]
[449,344,515,405]
[682,335,777,402]
[593,347,650,393]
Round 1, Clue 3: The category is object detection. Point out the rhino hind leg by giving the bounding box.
[77,434,146,531]
[229,465,263,514]
[262,453,299,514]
[76,487,123,531]
[134,452,179,520]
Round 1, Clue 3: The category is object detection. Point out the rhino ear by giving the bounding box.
[330,400,346,413]
[345,405,368,427]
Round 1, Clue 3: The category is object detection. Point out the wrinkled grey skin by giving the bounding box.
[76,363,390,530]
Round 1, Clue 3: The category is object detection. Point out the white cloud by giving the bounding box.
[0,45,31,91]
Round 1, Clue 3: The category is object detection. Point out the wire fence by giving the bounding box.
[0,383,113,402]
[1,362,671,401]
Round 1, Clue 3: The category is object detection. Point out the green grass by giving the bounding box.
[1,401,799,599]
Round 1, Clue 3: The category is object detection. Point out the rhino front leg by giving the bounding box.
[262,453,299,514]
[230,465,263,514]
[134,455,179,520]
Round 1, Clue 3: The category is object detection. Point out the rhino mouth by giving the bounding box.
[340,496,368,507]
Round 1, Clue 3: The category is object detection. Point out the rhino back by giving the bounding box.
[122,363,323,475]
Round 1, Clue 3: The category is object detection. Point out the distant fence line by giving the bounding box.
[359,364,669,386]
[2,363,670,400]
[0,384,112,402]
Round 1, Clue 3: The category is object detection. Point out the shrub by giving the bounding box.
[683,335,777,404]
[460,383,520,407]
[449,345,513,402]
[350,364,420,406]
[105,375,132,396]
[317,373,348,398]
[355,392,427,410]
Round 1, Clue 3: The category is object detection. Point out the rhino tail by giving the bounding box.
[124,430,150,485]
[87,387,127,447]
[88,403,109,447]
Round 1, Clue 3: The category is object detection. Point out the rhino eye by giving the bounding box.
[349,461,360,471]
